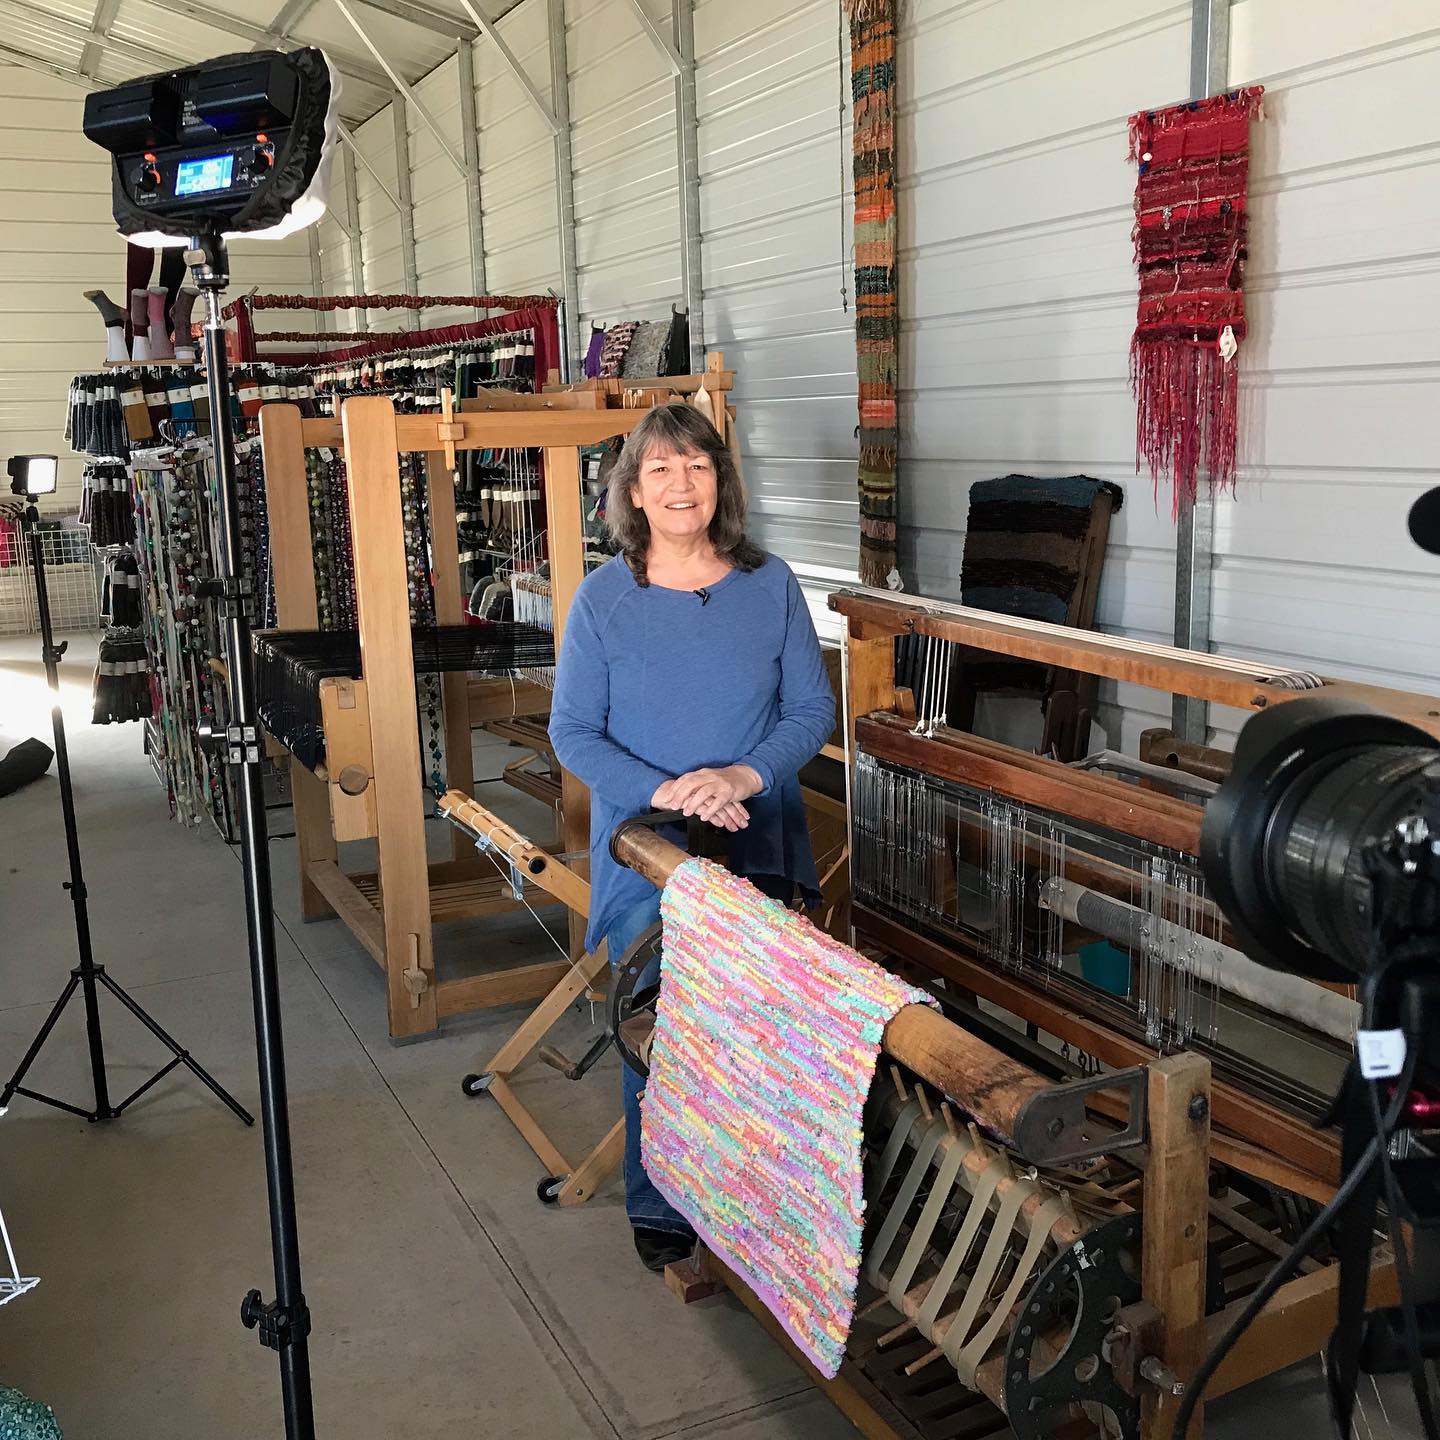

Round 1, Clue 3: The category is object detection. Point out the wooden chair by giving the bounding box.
[946,474,1122,761]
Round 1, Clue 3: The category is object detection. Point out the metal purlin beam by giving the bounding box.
[333,0,467,176]
[125,0,390,91]
[307,228,330,336]
[0,40,92,90]
[391,94,420,295]
[547,0,580,374]
[79,0,122,81]
[255,0,320,50]
[340,143,368,332]
[336,121,403,212]
[342,0,475,40]
[0,0,186,78]
[672,0,703,368]
[457,0,558,134]
[456,38,488,295]
[621,0,682,76]
[1171,0,1232,742]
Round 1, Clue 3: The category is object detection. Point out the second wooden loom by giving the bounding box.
[256,354,756,1051]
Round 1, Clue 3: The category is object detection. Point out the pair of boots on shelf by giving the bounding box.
[83,287,200,365]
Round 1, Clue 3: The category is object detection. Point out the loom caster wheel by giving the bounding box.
[1004,1214,1143,1440]
[537,1175,566,1205]
[461,1072,493,1098]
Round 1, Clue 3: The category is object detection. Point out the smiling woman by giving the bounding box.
[548,402,836,1271]
[602,401,763,590]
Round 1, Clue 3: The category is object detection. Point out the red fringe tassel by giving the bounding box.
[1130,337,1240,519]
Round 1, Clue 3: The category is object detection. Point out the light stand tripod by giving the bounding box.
[189,229,315,1440]
[0,490,254,1129]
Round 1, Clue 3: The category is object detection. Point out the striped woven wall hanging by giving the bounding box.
[848,0,901,589]
[1128,87,1264,516]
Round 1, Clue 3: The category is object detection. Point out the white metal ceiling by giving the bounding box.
[0,0,525,124]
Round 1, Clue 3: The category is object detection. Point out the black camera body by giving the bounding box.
[82,48,334,239]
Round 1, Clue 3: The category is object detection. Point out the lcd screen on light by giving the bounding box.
[174,154,236,197]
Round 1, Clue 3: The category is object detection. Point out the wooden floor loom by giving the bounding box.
[255,358,746,1046]
[606,588,1433,1440]
[437,740,851,1207]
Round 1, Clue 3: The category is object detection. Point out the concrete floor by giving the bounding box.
[0,633,1418,1439]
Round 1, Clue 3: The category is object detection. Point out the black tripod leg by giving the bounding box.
[97,971,254,1126]
[1,972,81,1109]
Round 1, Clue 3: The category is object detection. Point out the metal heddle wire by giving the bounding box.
[853,751,1223,1050]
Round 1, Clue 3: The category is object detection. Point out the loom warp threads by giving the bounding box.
[252,622,556,772]
[851,751,1223,1051]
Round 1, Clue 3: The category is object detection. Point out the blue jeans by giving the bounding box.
[604,873,794,1234]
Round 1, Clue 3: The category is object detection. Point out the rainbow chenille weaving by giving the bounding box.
[641,859,932,1378]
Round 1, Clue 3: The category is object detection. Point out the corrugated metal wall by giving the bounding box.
[696,0,857,605]
[319,2,562,332]
[0,65,317,511]
[315,0,1440,713]
[1222,0,1440,699]
[568,0,678,332]
[897,0,1193,748]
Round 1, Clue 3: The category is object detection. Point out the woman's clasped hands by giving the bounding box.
[651,764,763,832]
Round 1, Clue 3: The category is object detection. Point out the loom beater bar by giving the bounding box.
[609,821,1059,1145]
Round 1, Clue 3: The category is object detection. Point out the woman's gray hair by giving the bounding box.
[605,402,764,586]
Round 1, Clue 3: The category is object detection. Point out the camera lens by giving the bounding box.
[1201,696,1440,981]
[1264,745,1440,972]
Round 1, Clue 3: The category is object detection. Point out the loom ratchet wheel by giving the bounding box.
[608,921,664,1079]
[1003,1214,1143,1440]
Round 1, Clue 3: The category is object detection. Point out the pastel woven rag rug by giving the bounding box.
[641,859,932,1378]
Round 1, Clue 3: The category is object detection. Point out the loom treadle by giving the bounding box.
[482,716,555,754]
[348,871,556,924]
[502,761,562,809]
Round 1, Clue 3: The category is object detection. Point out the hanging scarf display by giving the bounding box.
[82,462,135,548]
[1127,87,1264,515]
[64,310,549,823]
[130,444,230,825]
[847,0,900,589]
[91,628,153,724]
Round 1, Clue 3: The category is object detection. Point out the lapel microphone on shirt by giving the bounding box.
[694,588,710,606]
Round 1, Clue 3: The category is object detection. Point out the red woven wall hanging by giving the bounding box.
[1128,87,1263,516]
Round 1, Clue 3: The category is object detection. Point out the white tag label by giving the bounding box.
[1357,1028,1406,1080]
[1218,324,1238,363]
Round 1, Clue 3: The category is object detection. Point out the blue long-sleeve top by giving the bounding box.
[549,552,836,954]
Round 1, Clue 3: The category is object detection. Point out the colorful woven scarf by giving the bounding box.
[848,0,900,588]
[1128,88,1263,516]
[642,859,932,1378]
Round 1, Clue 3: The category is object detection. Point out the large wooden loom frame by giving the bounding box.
[257,396,650,1038]
[759,584,1433,1438]
[257,357,744,1041]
